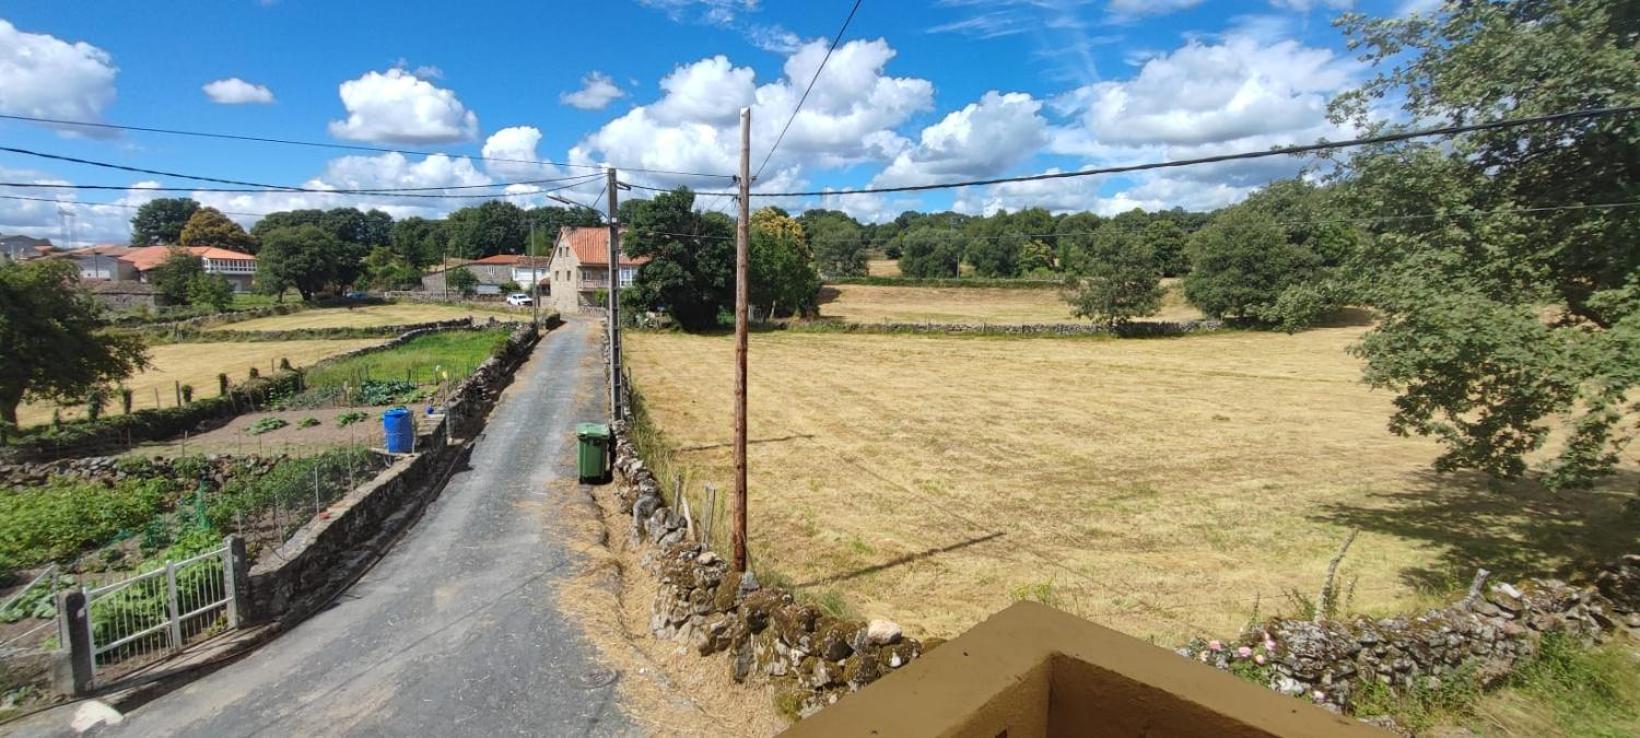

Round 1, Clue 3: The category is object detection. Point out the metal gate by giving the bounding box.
[82,543,238,680]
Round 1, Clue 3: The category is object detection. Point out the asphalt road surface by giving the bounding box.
[38,320,631,737]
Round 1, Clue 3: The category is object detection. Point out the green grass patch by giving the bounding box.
[304,327,511,392]
[0,477,172,572]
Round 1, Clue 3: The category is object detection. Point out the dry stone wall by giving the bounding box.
[610,427,930,719]
[1177,557,1640,716]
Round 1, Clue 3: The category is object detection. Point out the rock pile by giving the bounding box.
[610,424,929,719]
[1178,559,1640,715]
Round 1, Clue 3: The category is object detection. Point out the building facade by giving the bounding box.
[545,227,645,315]
[121,245,258,292]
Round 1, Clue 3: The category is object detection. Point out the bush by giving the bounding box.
[335,411,369,427]
[246,417,289,435]
[1183,207,1320,321]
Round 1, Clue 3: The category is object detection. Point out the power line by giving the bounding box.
[0,173,607,201]
[744,105,1640,198]
[752,0,864,182]
[0,145,606,195]
[0,113,736,180]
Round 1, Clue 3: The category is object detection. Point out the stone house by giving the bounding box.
[545,226,646,315]
[418,254,551,297]
[60,245,139,281]
[0,234,57,262]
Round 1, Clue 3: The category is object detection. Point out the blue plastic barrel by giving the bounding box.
[382,406,413,453]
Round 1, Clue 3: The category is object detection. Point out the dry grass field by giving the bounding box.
[866,258,902,277]
[16,339,384,427]
[210,302,522,332]
[819,281,1203,324]
[624,329,1635,644]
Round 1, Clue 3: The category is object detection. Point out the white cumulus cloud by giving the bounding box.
[560,72,626,111]
[0,20,117,128]
[873,91,1048,188]
[328,68,478,144]
[202,78,275,104]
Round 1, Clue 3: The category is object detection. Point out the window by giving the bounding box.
[618,267,636,287]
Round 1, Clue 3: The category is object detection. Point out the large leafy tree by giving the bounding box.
[389,216,448,267]
[798,209,867,279]
[1061,224,1164,327]
[0,260,148,427]
[359,246,423,291]
[129,198,200,246]
[527,206,602,246]
[898,227,963,278]
[622,188,735,331]
[1330,0,1640,488]
[1183,206,1323,322]
[446,201,529,259]
[179,207,258,254]
[749,208,821,318]
[256,225,341,301]
[148,248,206,306]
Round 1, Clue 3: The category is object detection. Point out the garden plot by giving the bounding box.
[624,328,1635,645]
[14,339,384,428]
[211,302,522,332]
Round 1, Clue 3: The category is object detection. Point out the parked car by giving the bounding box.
[343,290,368,300]
[506,292,533,307]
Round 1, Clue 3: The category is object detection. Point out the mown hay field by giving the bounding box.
[624,328,1635,644]
[16,339,384,427]
[819,281,1202,324]
[209,302,523,332]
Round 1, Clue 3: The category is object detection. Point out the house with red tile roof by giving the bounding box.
[121,245,258,292]
[545,226,647,314]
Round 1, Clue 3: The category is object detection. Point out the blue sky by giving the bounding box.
[0,0,1430,245]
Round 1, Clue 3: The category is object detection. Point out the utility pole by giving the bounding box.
[732,107,751,573]
[607,167,623,421]
[529,220,539,327]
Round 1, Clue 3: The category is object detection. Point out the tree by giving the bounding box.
[1182,207,1320,321]
[257,225,341,301]
[446,201,529,258]
[750,209,821,318]
[621,188,735,331]
[389,217,448,267]
[1061,226,1164,327]
[1054,212,1102,272]
[965,231,1024,278]
[148,248,205,306]
[446,267,479,297]
[359,246,423,291]
[1142,219,1189,277]
[0,260,148,426]
[179,207,258,254]
[527,206,603,244]
[798,209,867,278]
[1327,0,1640,489]
[129,198,200,245]
[898,227,962,278]
[186,273,234,312]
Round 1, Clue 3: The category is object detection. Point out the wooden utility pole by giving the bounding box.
[607,167,623,421]
[732,107,751,572]
[529,220,540,327]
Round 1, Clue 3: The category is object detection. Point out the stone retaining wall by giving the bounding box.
[791,318,1224,337]
[243,322,543,623]
[609,426,930,719]
[1177,557,1640,718]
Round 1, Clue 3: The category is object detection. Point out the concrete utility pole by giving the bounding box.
[732,107,751,573]
[607,167,623,421]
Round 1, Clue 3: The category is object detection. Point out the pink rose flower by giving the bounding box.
[1236,646,1253,658]
[1208,640,1223,652]
[1254,654,1266,665]
[1264,639,1278,652]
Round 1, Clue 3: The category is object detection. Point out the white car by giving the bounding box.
[505,293,533,307]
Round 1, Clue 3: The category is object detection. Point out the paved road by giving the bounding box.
[57,321,629,737]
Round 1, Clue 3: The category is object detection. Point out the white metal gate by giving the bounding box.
[83,543,238,680]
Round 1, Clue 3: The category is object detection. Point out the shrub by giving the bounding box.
[335,411,369,427]
[297,417,320,429]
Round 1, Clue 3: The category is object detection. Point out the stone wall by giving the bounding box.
[243,322,542,624]
[609,426,930,719]
[1176,558,1640,718]
[790,318,1225,338]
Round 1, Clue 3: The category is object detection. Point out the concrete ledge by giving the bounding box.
[779,602,1387,738]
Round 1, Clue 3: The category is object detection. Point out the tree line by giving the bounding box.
[126,198,602,303]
